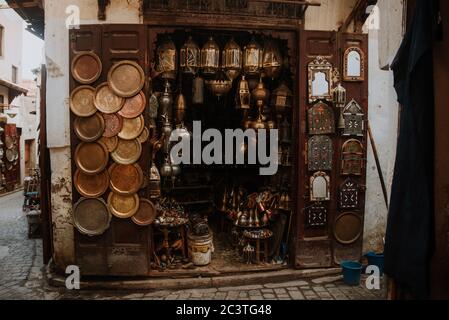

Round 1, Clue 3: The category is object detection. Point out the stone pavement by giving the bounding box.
[0,191,387,300]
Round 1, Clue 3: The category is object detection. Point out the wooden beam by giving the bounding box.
[340,0,369,33]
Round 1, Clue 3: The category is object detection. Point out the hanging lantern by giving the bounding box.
[205,69,232,98]
[156,37,177,80]
[262,39,282,79]
[174,92,187,125]
[243,36,263,76]
[271,83,292,117]
[201,36,220,75]
[192,75,205,105]
[222,38,242,81]
[180,36,200,75]
[235,75,251,110]
[333,83,347,129]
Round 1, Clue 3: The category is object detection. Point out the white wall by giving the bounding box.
[45,0,141,268]
[305,0,357,31]
[0,9,23,84]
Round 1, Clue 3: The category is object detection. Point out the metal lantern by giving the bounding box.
[243,36,263,76]
[192,75,205,105]
[156,37,178,80]
[235,75,251,110]
[222,38,242,81]
[201,36,220,75]
[271,83,292,117]
[175,92,187,125]
[262,39,282,79]
[333,83,347,129]
[180,36,200,75]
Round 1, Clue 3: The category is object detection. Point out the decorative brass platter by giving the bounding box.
[74,141,109,175]
[107,60,145,98]
[74,113,105,142]
[108,163,143,195]
[333,212,363,245]
[5,149,14,162]
[94,82,125,114]
[74,169,109,198]
[102,113,123,138]
[118,115,144,140]
[119,91,146,119]
[71,52,102,84]
[111,138,142,165]
[69,85,97,117]
[5,136,14,149]
[131,199,157,226]
[12,147,18,161]
[137,127,149,144]
[100,136,118,152]
[73,197,111,236]
[107,192,140,218]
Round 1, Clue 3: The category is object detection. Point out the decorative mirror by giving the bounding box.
[343,99,364,136]
[308,56,333,103]
[341,139,364,176]
[339,179,359,209]
[310,171,331,202]
[343,47,365,82]
[308,102,335,135]
[306,203,328,228]
[308,135,333,171]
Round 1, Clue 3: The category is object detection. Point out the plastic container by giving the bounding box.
[365,252,384,276]
[341,261,363,286]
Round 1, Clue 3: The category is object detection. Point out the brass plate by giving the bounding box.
[102,113,123,138]
[334,212,363,245]
[74,169,109,198]
[107,60,145,98]
[108,163,143,195]
[5,149,14,162]
[107,192,140,219]
[100,136,118,152]
[94,82,125,114]
[118,115,144,140]
[12,147,18,161]
[73,197,111,236]
[132,199,157,226]
[74,113,105,142]
[111,138,142,165]
[5,136,14,149]
[119,91,146,119]
[74,141,109,175]
[69,85,97,117]
[71,52,102,84]
[137,127,149,144]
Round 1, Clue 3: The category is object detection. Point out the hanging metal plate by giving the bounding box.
[100,136,118,152]
[74,113,105,142]
[119,91,146,119]
[111,138,142,165]
[71,52,102,84]
[73,197,111,236]
[131,199,157,226]
[5,149,14,162]
[69,85,97,117]
[308,135,333,171]
[5,136,14,150]
[107,192,140,219]
[107,60,145,98]
[74,141,109,175]
[74,169,109,198]
[94,82,125,114]
[118,115,145,140]
[108,163,143,195]
[102,113,123,138]
[334,212,362,245]
[137,127,149,144]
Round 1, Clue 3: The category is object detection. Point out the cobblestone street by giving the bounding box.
[0,191,387,300]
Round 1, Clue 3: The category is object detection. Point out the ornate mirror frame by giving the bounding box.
[343,47,365,82]
[308,135,333,171]
[310,171,331,202]
[308,56,333,103]
[341,139,364,176]
[343,99,364,137]
[308,101,335,135]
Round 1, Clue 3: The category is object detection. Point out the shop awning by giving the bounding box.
[4,0,44,39]
[0,77,28,105]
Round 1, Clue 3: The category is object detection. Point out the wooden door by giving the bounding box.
[70,25,152,276]
[295,30,368,268]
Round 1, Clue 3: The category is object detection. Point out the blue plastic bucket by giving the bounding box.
[365,252,384,276]
[341,261,362,286]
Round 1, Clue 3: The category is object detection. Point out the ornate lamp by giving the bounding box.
[201,36,220,75]
[333,82,347,129]
[235,75,251,110]
[243,36,263,76]
[222,38,242,81]
[156,37,177,80]
[271,82,292,119]
[180,36,200,75]
[262,39,282,79]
